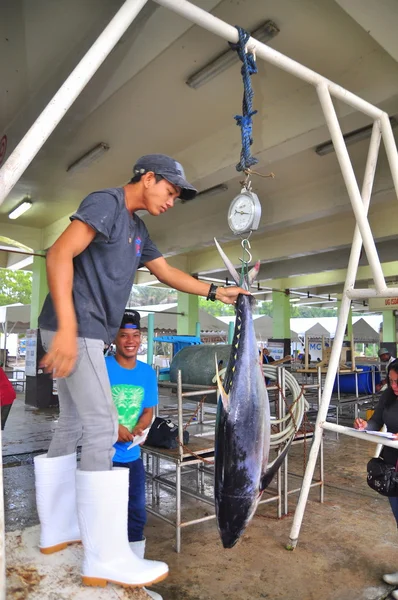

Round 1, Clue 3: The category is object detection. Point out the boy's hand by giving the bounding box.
[132,424,144,437]
[118,424,133,442]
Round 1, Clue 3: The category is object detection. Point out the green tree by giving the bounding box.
[198,297,235,316]
[257,301,272,316]
[0,268,32,306]
[294,306,337,317]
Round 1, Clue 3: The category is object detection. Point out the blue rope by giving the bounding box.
[229,27,258,173]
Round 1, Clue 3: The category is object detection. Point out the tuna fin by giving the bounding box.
[215,354,229,411]
[214,238,240,286]
[248,261,260,286]
[260,438,293,492]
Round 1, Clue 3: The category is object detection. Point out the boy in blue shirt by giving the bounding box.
[106,309,161,600]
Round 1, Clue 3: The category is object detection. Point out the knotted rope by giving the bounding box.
[229,26,258,173]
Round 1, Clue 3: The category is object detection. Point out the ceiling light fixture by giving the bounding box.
[67,142,110,174]
[9,199,32,220]
[315,116,398,156]
[186,20,280,89]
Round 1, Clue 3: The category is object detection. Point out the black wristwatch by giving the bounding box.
[206,283,218,302]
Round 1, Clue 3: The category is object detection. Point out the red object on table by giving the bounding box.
[0,367,16,406]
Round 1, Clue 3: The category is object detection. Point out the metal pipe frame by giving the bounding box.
[322,422,398,449]
[276,367,284,519]
[153,0,382,118]
[142,448,217,552]
[316,85,385,291]
[149,365,324,551]
[317,368,325,504]
[288,122,382,548]
[150,473,214,507]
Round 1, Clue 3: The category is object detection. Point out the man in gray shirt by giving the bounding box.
[34,154,247,592]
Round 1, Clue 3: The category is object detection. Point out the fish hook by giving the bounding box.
[239,237,252,266]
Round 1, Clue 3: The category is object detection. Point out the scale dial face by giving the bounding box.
[227,190,261,235]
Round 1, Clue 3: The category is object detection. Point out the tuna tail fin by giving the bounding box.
[248,261,260,286]
[260,438,293,492]
[215,353,229,412]
[214,238,240,286]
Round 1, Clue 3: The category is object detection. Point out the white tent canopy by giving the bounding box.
[135,304,227,333]
[217,314,300,342]
[253,315,300,343]
[0,303,31,335]
[352,317,379,342]
[304,323,331,338]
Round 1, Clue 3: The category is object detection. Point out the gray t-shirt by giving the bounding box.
[39,188,162,343]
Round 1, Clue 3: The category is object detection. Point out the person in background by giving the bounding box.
[107,309,161,600]
[0,366,16,430]
[354,359,398,596]
[34,153,248,589]
[262,348,275,386]
[262,347,275,365]
[376,347,396,392]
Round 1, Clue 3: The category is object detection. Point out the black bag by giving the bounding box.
[145,417,189,450]
[366,457,398,497]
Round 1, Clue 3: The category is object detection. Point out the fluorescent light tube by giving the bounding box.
[186,20,280,89]
[67,142,110,174]
[316,116,398,156]
[9,200,32,220]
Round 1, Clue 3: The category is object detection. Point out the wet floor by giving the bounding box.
[3,393,398,599]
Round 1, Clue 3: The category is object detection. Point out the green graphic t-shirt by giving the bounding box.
[105,356,158,462]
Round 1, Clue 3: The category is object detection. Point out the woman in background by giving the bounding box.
[354,359,398,595]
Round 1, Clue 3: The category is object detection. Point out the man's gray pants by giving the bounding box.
[41,329,118,471]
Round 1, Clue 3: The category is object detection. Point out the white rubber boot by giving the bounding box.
[76,468,168,588]
[34,453,81,554]
[383,572,398,585]
[130,539,163,600]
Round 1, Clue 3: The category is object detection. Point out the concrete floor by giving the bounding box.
[3,393,398,600]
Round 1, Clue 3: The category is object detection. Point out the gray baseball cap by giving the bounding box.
[133,154,197,201]
[378,347,390,357]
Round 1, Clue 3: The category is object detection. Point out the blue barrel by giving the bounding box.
[333,365,380,394]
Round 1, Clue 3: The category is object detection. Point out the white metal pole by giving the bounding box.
[316,84,386,293]
[153,0,383,120]
[322,422,398,449]
[347,287,398,299]
[288,123,381,549]
[0,0,149,204]
[380,112,398,202]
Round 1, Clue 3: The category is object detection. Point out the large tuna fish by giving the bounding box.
[214,239,291,548]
